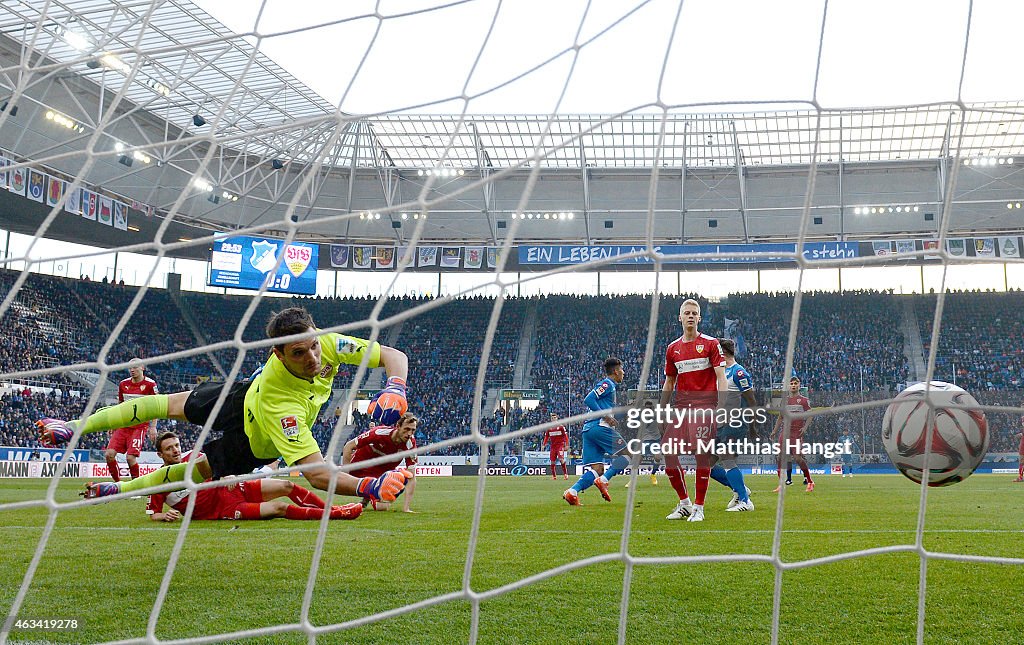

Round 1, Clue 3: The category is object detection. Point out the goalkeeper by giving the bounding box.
[38,307,412,505]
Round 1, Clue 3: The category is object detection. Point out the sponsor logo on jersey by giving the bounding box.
[675,357,711,373]
[318,364,333,378]
[337,338,357,354]
[280,415,299,438]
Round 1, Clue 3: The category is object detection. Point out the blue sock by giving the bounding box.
[572,468,597,493]
[604,455,629,480]
[710,464,731,489]
[726,467,748,502]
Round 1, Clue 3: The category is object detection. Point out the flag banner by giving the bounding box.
[946,238,966,257]
[374,246,395,269]
[923,239,940,259]
[46,175,67,207]
[872,241,892,256]
[998,236,1020,258]
[0,156,9,189]
[417,246,438,267]
[464,246,484,269]
[9,167,26,196]
[113,201,128,231]
[352,246,373,269]
[895,239,915,255]
[27,169,45,202]
[397,246,414,266]
[98,196,113,226]
[65,184,81,214]
[974,237,995,258]
[440,247,462,268]
[329,244,349,268]
[81,189,97,220]
[487,247,498,268]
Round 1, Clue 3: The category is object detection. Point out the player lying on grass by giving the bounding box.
[37,307,412,505]
[342,412,419,512]
[147,431,362,522]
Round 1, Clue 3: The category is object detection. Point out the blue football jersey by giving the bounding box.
[583,377,617,430]
[726,363,753,395]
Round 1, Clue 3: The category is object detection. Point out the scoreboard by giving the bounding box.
[208,236,318,295]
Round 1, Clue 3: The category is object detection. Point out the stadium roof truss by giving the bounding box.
[2,0,1024,247]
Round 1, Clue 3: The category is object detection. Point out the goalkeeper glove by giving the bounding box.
[357,468,412,503]
[367,376,408,426]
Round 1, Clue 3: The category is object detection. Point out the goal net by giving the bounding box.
[1,1,1023,643]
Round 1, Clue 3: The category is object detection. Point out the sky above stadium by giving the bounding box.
[191,0,1022,115]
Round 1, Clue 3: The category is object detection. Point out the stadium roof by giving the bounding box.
[1,1,1024,249]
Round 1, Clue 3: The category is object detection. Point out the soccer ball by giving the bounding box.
[881,381,989,486]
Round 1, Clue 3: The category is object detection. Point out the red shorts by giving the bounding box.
[549,446,567,462]
[209,481,263,520]
[664,408,717,455]
[107,426,146,456]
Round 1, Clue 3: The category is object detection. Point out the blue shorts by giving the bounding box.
[716,424,747,443]
[581,425,627,465]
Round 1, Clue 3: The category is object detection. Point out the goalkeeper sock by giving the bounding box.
[72,395,169,435]
[709,464,730,488]
[726,467,748,502]
[288,484,325,508]
[603,455,629,480]
[572,468,597,493]
[118,461,205,494]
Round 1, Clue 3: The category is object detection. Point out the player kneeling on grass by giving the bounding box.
[37,307,411,507]
[147,431,362,521]
[343,413,419,512]
[564,358,629,506]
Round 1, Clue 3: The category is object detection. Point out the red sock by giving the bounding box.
[288,484,325,508]
[285,505,325,520]
[800,460,813,483]
[561,462,569,477]
[551,462,558,478]
[128,463,140,479]
[235,502,264,520]
[694,455,712,506]
[664,455,689,500]
[106,458,121,482]
[1018,463,1022,478]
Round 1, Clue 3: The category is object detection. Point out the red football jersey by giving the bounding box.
[145,452,219,519]
[118,376,158,431]
[350,426,417,478]
[664,333,724,406]
[543,426,568,449]
[1018,432,1024,455]
[779,395,811,438]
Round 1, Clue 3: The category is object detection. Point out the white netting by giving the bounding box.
[2,1,1024,644]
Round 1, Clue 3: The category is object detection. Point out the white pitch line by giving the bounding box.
[0,525,1021,535]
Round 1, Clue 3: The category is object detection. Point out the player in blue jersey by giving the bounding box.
[708,339,755,511]
[563,358,628,506]
[837,426,858,477]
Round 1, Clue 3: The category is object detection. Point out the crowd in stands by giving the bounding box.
[0,270,1020,462]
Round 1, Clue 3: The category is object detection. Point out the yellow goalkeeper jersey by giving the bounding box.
[243,331,381,465]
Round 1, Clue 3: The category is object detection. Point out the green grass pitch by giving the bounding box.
[1,474,1022,644]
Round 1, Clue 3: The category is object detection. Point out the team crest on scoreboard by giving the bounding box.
[284,244,312,277]
[250,240,279,273]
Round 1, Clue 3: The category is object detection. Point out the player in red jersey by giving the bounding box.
[773,376,814,493]
[105,358,158,482]
[660,299,728,523]
[1014,415,1024,482]
[146,432,361,522]
[542,413,570,480]
[343,413,419,512]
